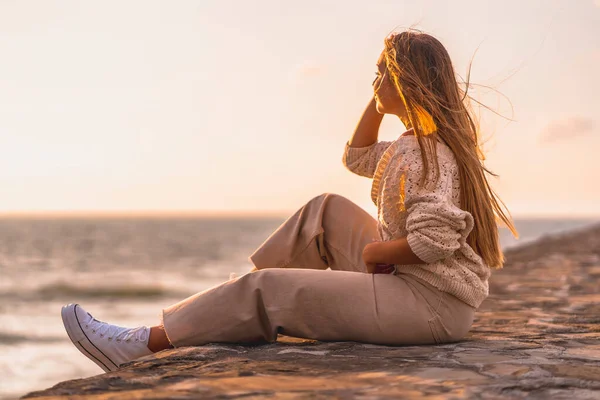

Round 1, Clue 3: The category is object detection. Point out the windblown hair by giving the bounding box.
[383,30,518,269]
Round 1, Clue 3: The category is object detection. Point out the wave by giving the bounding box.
[2,281,190,301]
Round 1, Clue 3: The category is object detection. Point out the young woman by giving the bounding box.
[61,30,517,372]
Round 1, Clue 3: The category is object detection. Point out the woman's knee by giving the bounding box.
[308,193,358,212]
[309,192,342,204]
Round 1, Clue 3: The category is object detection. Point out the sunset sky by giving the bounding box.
[0,0,598,217]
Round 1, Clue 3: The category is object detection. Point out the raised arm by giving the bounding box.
[349,97,383,147]
[342,97,392,178]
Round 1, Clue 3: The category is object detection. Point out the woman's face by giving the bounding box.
[373,51,407,118]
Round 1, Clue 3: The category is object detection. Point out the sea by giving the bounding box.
[0,215,598,399]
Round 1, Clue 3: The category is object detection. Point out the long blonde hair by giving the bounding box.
[383,30,518,269]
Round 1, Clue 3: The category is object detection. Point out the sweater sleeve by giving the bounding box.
[395,152,475,264]
[342,140,393,178]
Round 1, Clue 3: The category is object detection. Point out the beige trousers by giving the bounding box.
[162,193,475,347]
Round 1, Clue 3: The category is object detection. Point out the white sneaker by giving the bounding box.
[61,303,153,372]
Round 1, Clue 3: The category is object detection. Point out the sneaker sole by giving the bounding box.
[61,304,120,373]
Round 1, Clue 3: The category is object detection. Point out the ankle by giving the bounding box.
[147,325,174,353]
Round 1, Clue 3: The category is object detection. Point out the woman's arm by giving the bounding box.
[342,97,392,178]
[348,97,383,148]
[362,237,426,268]
[362,152,473,270]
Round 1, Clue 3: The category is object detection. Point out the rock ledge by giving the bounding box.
[24,224,600,399]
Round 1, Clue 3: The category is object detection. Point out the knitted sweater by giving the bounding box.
[342,131,490,308]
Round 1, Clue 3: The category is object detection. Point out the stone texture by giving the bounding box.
[24,224,600,399]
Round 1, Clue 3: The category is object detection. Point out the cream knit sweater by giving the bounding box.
[342,132,490,308]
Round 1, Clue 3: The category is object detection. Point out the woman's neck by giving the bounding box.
[401,127,415,137]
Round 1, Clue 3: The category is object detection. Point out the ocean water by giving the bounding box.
[0,215,598,399]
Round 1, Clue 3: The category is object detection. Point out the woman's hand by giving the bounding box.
[362,241,396,274]
[362,241,378,273]
[363,237,426,270]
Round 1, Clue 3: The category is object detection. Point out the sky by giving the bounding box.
[0,0,598,217]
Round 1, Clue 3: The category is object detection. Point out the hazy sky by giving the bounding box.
[0,0,598,217]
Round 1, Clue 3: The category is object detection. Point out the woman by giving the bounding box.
[61,30,517,373]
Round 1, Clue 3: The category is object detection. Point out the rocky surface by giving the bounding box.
[24,224,600,399]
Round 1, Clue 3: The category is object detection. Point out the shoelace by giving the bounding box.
[87,316,148,343]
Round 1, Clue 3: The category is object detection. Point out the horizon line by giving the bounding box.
[0,210,293,219]
[0,209,599,220]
